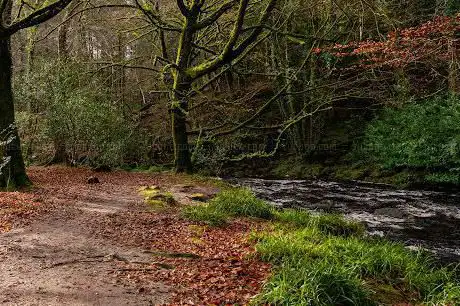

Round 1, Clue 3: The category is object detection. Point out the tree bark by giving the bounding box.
[0,36,30,187]
[169,6,199,173]
[49,13,71,165]
[171,79,193,173]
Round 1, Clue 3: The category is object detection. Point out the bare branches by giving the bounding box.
[177,0,189,16]
[5,0,74,36]
[194,0,237,31]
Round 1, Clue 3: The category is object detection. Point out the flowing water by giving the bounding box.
[230,178,460,263]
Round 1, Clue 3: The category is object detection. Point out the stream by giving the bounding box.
[230,178,460,263]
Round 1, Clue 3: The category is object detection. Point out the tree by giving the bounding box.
[135,0,277,172]
[0,0,73,187]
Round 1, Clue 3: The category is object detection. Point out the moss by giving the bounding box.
[271,159,323,179]
[333,165,368,181]
[139,186,176,208]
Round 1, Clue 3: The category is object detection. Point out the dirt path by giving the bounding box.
[0,167,269,305]
[0,168,171,305]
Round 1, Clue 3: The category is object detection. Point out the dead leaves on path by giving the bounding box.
[96,211,271,305]
[1,166,271,305]
[0,192,41,233]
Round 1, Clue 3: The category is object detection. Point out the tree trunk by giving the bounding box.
[171,79,193,173]
[0,37,30,187]
[49,16,70,165]
[170,8,199,173]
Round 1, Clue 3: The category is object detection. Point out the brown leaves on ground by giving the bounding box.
[0,191,42,233]
[0,166,271,305]
[98,211,271,305]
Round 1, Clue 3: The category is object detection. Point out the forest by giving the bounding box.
[0,0,459,305]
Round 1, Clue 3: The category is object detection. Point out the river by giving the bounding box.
[230,178,460,263]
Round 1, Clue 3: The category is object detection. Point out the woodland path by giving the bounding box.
[0,167,268,306]
[0,167,172,305]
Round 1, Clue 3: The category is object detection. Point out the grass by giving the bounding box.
[253,210,460,306]
[182,188,274,226]
[182,205,228,226]
[181,188,460,305]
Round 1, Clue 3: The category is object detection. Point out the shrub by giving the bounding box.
[361,95,460,172]
[14,59,150,166]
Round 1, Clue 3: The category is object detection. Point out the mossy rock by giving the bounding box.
[145,193,176,206]
[138,185,160,195]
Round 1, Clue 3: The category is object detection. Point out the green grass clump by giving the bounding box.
[182,188,274,225]
[210,188,274,219]
[182,205,227,227]
[253,224,460,306]
[275,209,365,237]
[181,189,459,305]
[254,258,374,306]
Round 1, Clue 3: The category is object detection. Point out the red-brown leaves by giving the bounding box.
[0,191,41,232]
[1,166,271,305]
[316,14,460,69]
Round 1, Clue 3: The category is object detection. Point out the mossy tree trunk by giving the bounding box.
[0,36,30,187]
[169,4,199,173]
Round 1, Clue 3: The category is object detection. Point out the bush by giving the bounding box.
[361,95,460,172]
[14,59,150,166]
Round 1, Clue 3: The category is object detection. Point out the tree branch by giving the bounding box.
[5,0,74,35]
[186,0,250,79]
[194,0,237,31]
[186,0,277,80]
[177,0,189,16]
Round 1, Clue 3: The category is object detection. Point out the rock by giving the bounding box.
[145,193,176,206]
[374,207,407,219]
[189,193,210,202]
[87,176,100,184]
[93,165,112,172]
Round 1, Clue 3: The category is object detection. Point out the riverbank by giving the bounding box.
[1,166,459,305]
[182,187,460,305]
[221,156,460,192]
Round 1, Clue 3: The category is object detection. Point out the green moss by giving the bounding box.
[333,165,368,181]
[139,186,176,209]
[271,159,324,179]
